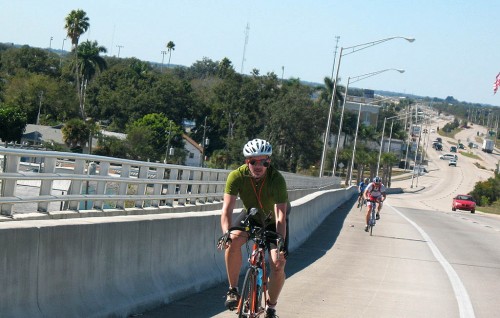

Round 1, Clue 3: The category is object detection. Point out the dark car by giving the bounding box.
[450,146,457,153]
[433,142,443,150]
[452,195,476,213]
[458,143,465,149]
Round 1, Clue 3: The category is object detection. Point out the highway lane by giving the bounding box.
[138,188,500,318]
[136,113,499,318]
[388,203,500,318]
[138,196,460,318]
[137,196,500,317]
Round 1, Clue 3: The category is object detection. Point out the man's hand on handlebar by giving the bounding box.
[216,232,232,250]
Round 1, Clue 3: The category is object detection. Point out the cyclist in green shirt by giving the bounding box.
[219,138,290,318]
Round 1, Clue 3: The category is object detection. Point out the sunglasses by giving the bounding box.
[248,159,270,167]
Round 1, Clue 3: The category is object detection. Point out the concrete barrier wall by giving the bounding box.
[0,186,356,318]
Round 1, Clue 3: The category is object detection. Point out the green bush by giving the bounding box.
[470,173,499,206]
[480,196,490,206]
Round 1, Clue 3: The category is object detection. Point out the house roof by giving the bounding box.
[23,124,65,144]
[182,134,203,152]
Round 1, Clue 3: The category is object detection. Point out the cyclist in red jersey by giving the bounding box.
[363,176,387,232]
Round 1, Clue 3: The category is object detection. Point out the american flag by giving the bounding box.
[494,73,500,94]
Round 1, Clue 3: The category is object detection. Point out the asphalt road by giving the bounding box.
[138,192,500,318]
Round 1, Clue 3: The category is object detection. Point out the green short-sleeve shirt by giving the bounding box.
[225,164,288,224]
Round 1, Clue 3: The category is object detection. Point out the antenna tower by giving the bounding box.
[241,23,250,74]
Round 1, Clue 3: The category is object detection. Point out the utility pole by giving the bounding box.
[116,45,123,58]
[37,91,44,125]
[164,121,175,164]
[201,116,210,167]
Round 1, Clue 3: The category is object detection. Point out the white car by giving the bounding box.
[449,159,457,166]
[439,154,457,160]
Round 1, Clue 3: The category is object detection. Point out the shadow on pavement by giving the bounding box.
[136,196,356,318]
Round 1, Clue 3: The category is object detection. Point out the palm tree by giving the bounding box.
[166,41,175,67]
[354,148,370,184]
[70,40,107,119]
[76,40,107,84]
[64,9,90,119]
[61,118,90,153]
[319,76,344,111]
[380,152,398,186]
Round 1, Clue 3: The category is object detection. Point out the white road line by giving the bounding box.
[387,203,476,318]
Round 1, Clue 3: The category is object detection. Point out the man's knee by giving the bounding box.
[270,259,286,272]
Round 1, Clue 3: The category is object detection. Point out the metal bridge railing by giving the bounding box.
[0,147,338,219]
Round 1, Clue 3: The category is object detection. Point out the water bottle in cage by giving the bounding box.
[256,267,263,287]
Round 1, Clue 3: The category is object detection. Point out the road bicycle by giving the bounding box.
[217,208,284,318]
[367,199,378,236]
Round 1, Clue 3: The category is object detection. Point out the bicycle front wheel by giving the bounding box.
[238,267,262,318]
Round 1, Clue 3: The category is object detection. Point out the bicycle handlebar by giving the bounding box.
[216,208,285,253]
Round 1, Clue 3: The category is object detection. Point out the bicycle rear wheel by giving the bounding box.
[238,267,262,318]
[369,207,376,236]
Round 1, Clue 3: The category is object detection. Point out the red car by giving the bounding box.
[452,195,476,213]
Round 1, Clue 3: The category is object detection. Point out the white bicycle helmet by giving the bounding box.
[243,139,272,157]
[373,176,382,183]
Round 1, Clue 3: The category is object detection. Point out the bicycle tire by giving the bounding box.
[369,204,376,236]
[238,267,260,318]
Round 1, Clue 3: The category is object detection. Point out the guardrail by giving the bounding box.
[0,147,339,219]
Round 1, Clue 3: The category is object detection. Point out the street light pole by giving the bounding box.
[319,36,415,177]
[348,95,398,186]
[376,117,387,174]
[333,68,404,178]
[387,120,394,152]
[403,105,412,171]
[319,46,343,178]
[377,113,408,174]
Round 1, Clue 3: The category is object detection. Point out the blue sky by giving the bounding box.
[1,0,499,106]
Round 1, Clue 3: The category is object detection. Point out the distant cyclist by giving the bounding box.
[363,176,387,232]
[357,178,370,208]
